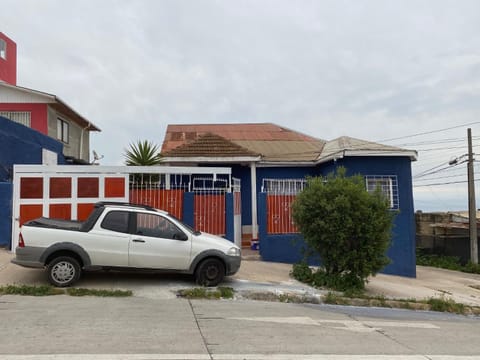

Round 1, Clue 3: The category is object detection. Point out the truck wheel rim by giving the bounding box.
[206,265,219,280]
[52,262,75,284]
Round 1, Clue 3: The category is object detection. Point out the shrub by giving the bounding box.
[292,167,394,291]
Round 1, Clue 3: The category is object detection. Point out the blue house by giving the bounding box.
[161,123,417,277]
[0,115,66,247]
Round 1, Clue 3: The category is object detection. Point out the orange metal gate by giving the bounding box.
[193,178,228,236]
[263,178,306,235]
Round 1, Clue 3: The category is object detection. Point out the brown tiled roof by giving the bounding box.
[162,132,260,157]
[161,123,325,162]
[161,123,322,153]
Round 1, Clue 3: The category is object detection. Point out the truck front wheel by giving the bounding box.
[47,256,81,287]
[195,258,225,287]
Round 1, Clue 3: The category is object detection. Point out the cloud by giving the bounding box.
[2,0,480,210]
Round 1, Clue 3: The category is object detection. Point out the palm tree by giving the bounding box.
[124,140,162,166]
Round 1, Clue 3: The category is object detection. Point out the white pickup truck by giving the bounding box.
[12,202,241,287]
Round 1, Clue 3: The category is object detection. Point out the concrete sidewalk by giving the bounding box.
[2,248,480,306]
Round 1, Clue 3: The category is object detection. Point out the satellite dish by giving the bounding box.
[91,150,104,164]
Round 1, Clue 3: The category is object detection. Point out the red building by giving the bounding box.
[0,32,100,163]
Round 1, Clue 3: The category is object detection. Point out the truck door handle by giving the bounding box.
[132,239,145,243]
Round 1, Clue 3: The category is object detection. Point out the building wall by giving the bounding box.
[0,33,17,85]
[416,211,480,264]
[258,156,416,278]
[322,156,415,277]
[228,165,318,227]
[0,103,48,133]
[47,106,90,162]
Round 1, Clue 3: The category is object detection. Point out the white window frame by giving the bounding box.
[0,39,6,60]
[365,175,399,209]
[0,111,31,127]
[57,118,69,143]
[262,178,307,195]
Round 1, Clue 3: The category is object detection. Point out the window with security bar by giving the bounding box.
[365,175,399,209]
[262,179,307,195]
[0,111,31,127]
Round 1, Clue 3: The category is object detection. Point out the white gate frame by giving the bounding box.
[11,165,231,251]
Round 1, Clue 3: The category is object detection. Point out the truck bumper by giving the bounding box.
[225,255,241,276]
[11,246,45,268]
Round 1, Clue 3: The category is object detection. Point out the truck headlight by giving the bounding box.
[227,247,241,257]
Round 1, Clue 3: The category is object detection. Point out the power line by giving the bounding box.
[413,158,467,179]
[418,144,480,152]
[377,121,480,143]
[413,178,480,187]
[414,173,466,182]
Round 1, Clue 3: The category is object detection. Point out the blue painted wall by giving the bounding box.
[0,116,66,249]
[0,183,12,248]
[225,192,235,243]
[258,156,416,278]
[182,192,195,228]
[0,115,65,181]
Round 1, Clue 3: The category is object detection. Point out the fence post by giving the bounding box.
[183,192,195,228]
[258,192,267,256]
[0,182,12,249]
[225,193,234,243]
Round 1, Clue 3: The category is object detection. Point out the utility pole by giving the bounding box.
[467,128,478,264]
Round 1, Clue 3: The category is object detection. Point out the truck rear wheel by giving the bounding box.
[47,256,81,287]
[195,258,225,287]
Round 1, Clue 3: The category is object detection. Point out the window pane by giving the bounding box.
[62,121,69,143]
[365,176,397,208]
[101,211,129,233]
[0,39,6,59]
[57,119,62,140]
[136,213,182,239]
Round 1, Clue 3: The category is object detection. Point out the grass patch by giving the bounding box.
[322,291,480,315]
[66,288,132,297]
[0,284,132,297]
[416,249,480,274]
[427,297,466,314]
[177,287,235,299]
[0,284,63,296]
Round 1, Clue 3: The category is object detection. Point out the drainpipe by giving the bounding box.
[79,122,91,161]
[250,162,258,243]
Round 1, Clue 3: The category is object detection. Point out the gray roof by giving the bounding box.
[318,136,417,162]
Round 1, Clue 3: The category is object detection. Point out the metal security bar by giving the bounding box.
[365,175,399,209]
[129,173,188,219]
[193,177,228,236]
[262,178,307,194]
[262,178,306,234]
[0,111,31,127]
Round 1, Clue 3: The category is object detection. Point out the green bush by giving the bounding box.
[415,249,480,274]
[416,251,462,271]
[464,261,480,274]
[291,167,394,291]
[290,262,313,283]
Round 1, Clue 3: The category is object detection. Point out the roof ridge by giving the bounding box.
[162,132,260,157]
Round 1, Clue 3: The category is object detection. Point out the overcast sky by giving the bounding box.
[2,0,480,211]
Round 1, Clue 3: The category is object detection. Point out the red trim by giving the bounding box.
[0,32,17,85]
